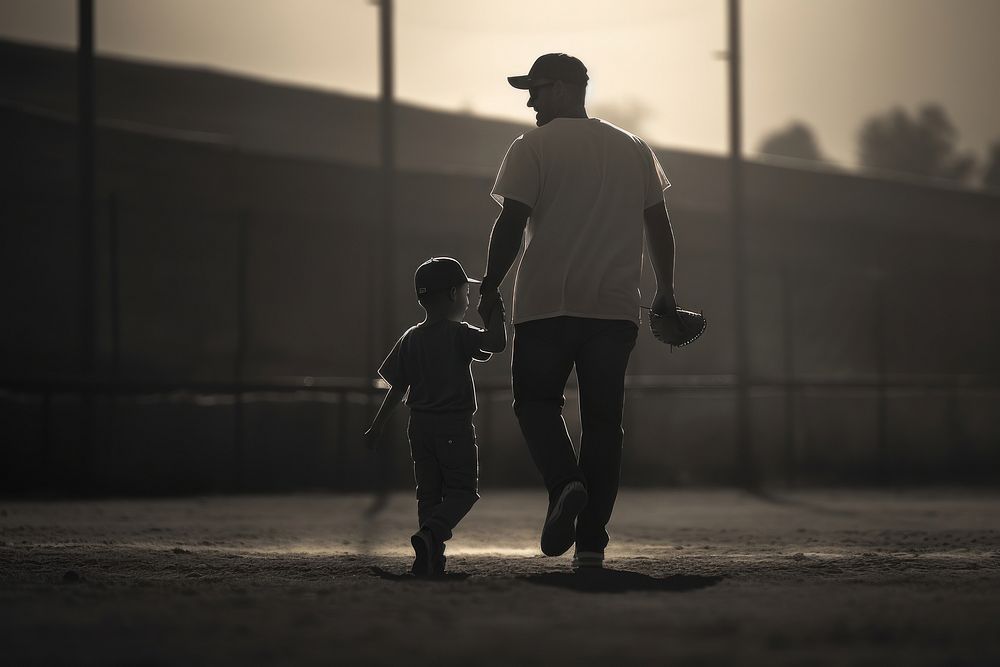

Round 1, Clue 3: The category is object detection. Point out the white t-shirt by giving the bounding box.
[491,117,670,325]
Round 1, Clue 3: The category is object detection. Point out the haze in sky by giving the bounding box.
[2,0,997,169]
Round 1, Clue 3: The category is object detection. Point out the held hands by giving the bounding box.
[477,283,502,325]
[488,293,506,325]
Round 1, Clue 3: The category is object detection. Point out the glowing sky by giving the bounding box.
[2,0,997,168]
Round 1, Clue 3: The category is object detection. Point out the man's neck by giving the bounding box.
[555,107,588,120]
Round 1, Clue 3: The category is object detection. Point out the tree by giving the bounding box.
[757,121,824,161]
[857,104,976,183]
[982,142,1000,191]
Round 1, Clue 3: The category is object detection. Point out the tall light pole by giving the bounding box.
[78,0,97,480]
[78,0,96,378]
[727,0,755,488]
[378,0,396,357]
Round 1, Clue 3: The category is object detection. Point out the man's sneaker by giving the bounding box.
[572,550,605,569]
[410,529,436,576]
[432,542,447,576]
[540,481,588,557]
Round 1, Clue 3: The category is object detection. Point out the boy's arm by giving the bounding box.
[363,384,407,449]
[480,294,507,353]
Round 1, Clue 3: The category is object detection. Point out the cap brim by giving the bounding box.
[467,277,482,284]
[507,75,533,89]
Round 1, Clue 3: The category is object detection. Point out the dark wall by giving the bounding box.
[4,76,1000,492]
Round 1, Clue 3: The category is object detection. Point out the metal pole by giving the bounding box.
[78,0,97,488]
[109,194,121,379]
[373,0,397,494]
[378,0,396,354]
[727,0,755,488]
[107,194,121,471]
[233,214,249,491]
[873,272,888,484]
[780,265,796,486]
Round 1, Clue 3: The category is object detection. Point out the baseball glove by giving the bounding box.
[644,306,707,348]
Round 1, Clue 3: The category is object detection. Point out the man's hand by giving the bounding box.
[478,283,501,325]
[362,423,383,451]
[648,290,684,344]
[489,292,506,323]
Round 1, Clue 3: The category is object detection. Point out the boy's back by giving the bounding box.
[378,320,490,414]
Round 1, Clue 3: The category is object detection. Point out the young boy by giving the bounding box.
[363,256,506,576]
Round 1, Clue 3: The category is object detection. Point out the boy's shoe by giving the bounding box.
[410,529,437,576]
[572,550,605,569]
[540,481,588,557]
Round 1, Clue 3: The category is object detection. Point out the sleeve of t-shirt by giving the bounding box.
[642,143,671,208]
[459,322,491,362]
[491,135,540,208]
[377,334,408,390]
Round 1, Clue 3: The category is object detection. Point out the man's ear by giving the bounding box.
[448,286,458,302]
[552,80,565,101]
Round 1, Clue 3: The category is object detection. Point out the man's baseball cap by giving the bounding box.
[508,53,589,89]
[414,257,481,296]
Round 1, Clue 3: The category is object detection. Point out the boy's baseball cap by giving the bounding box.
[414,257,481,295]
[508,53,589,89]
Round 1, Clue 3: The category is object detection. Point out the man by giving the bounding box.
[478,53,685,568]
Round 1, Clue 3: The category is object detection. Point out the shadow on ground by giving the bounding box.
[522,568,724,593]
[369,566,471,582]
[368,566,721,593]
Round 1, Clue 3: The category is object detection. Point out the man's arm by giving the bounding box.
[362,384,407,449]
[478,198,531,321]
[643,200,678,312]
[644,200,691,343]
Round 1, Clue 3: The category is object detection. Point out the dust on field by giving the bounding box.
[2,490,999,666]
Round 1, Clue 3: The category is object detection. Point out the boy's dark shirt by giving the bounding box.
[378,320,491,414]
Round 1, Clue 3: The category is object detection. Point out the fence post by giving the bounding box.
[40,389,51,484]
[780,265,797,487]
[77,0,97,493]
[873,271,889,484]
[233,213,249,491]
[106,194,121,476]
[109,194,121,379]
[336,389,349,490]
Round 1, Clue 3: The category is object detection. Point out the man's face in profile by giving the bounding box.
[527,81,556,126]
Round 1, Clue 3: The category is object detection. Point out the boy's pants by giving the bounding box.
[407,410,479,543]
[511,316,638,554]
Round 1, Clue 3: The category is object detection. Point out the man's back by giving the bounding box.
[491,118,669,325]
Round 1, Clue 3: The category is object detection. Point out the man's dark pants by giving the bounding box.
[512,316,638,553]
[407,410,479,544]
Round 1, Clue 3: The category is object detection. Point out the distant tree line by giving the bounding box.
[756,104,1000,191]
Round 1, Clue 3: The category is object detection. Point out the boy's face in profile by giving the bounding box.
[421,282,472,322]
[449,282,471,321]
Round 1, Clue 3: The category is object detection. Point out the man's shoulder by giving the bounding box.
[592,118,650,146]
[508,129,540,152]
[531,118,649,148]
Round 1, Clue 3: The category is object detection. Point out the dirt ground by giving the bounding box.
[2,489,999,666]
